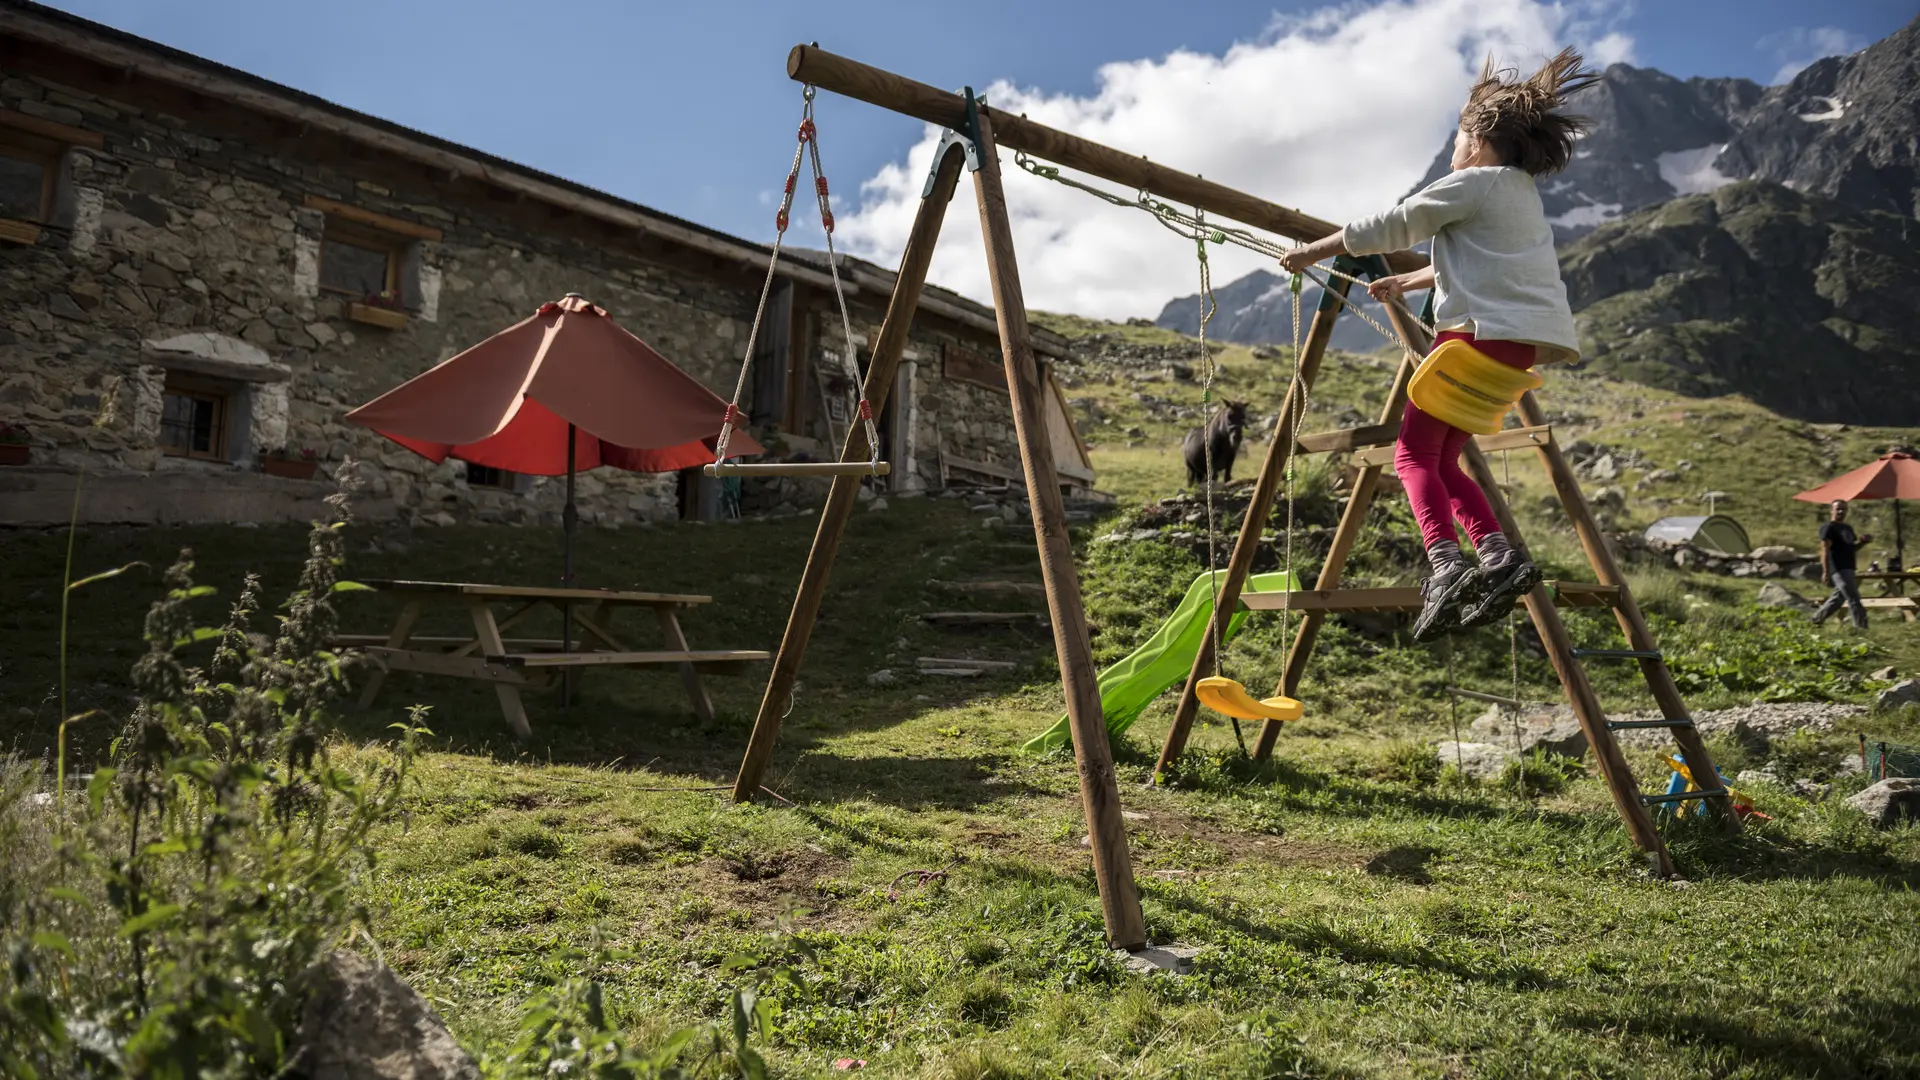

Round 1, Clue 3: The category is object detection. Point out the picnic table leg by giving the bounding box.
[656,606,716,724]
[470,598,533,740]
[357,600,421,709]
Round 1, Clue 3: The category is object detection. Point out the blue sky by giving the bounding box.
[34,0,1914,316]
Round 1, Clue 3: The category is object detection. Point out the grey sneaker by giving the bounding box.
[1412,562,1482,642]
[1459,559,1543,629]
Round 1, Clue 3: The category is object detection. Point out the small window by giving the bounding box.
[465,462,514,489]
[319,220,401,298]
[0,129,58,223]
[159,380,231,460]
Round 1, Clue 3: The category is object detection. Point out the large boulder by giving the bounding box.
[1433,741,1516,781]
[1748,545,1804,564]
[1876,680,1920,711]
[293,951,479,1080]
[1468,704,1589,759]
[1846,778,1920,828]
[1756,582,1813,611]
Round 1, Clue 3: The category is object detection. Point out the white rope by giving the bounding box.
[1194,219,1223,680]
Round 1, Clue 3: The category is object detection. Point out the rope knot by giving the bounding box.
[857,399,874,421]
[798,118,816,142]
[775,209,790,232]
[722,403,744,428]
[815,176,830,197]
[821,210,835,234]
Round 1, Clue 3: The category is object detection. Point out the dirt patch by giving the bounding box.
[690,845,858,928]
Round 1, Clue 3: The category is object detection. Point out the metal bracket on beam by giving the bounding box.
[921,86,986,195]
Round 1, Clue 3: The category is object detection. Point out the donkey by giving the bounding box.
[1183,400,1250,488]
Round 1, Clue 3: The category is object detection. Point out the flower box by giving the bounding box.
[346,302,409,330]
[260,456,318,480]
[0,443,29,466]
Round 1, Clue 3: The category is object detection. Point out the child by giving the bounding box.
[1280,48,1598,641]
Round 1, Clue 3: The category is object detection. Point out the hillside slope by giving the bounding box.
[1561,181,1920,423]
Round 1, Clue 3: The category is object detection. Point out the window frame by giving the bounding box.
[158,377,234,462]
[0,128,60,224]
[317,218,403,299]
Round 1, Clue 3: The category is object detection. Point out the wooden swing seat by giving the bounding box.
[1195,676,1304,722]
[703,461,891,478]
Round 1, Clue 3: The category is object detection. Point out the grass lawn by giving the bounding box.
[7,475,1920,1076]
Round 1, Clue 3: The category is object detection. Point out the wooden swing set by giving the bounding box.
[725,45,1736,951]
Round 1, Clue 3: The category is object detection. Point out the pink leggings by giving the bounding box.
[1394,331,1538,549]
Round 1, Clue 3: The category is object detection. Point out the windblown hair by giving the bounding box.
[1460,47,1602,176]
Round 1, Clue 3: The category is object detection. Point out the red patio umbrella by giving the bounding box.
[345,292,763,585]
[1792,452,1920,568]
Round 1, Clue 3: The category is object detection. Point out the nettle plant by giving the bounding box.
[2,466,427,1079]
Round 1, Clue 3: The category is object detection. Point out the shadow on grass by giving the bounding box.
[1560,998,1920,1078]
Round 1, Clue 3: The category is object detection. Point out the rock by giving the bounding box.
[867,669,897,686]
[1116,943,1199,976]
[1585,453,1620,481]
[1749,545,1802,563]
[1846,778,1920,828]
[293,950,479,1080]
[1756,582,1812,610]
[1468,704,1588,759]
[867,497,888,512]
[1876,680,1920,711]
[1872,666,1898,680]
[1433,741,1516,781]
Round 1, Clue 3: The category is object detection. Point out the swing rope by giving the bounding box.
[1013,152,1434,351]
[714,86,881,474]
[1191,217,1249,756]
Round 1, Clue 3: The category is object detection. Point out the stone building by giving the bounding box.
[0,0,1094,528]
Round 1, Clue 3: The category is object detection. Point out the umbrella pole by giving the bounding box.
[563,423,577,707]
[1896,499,1905,572]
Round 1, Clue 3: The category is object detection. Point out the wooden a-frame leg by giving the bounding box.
[731,141,970,802]
[1154,277,1353,777]
[1516,392,1737,833]
[357,599,420,709]
[1460,442,1678,873]
[1253,309,1422,761]
[469,598,532,740]
[657,606,716,724]
[972,109,1144,950]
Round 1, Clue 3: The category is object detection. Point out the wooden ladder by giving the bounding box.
[1153,262,1736,878]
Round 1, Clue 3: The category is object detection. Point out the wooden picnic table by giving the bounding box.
[336,580,769,738]
[1855,570,1918,620]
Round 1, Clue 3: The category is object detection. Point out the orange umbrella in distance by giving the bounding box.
[1793,452,1920,568]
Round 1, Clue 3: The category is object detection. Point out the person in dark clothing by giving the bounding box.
[1813,499,1872,628]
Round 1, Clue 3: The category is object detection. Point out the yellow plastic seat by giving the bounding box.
[1408,339,1544,436]
[1196,676,1304,722]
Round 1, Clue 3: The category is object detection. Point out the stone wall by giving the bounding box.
[0,59,1055,529]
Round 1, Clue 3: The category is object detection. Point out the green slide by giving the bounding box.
[1023,568,1297,755]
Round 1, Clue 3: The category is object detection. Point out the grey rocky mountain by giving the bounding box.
[1154,269,1401,355]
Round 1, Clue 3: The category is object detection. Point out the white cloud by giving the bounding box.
[835,0,1637,323]
[1760,26,1870,85]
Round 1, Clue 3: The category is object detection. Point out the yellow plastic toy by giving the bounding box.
[1407,338,1543,436]
[1196,675,1305,722]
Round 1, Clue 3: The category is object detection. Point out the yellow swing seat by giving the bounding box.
[1407,339,1544,436]
[1196,676,1304,722]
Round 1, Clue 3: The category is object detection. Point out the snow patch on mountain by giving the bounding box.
[1797,97,1847,122]
[1656,145,1735,195]
[1547,201,1624,229]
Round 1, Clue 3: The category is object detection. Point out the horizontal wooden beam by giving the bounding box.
[704,461,891,478]
[0,106,104,148]
[1549,580,1622,608]
[304,194,444,242]
[786,44,1427,276]
[1351,424,1554,469]
[1238,587,1423,613]
[1297,422,1400,454]
[494,649,771,668]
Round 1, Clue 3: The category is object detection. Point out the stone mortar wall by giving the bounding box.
[0,64,1047,528]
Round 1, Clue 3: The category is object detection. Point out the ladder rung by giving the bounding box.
[1607,718,1695,731]
[1296,422,1400,454]
[704,461,891,477]
[1351,423,1553,468]
[1572,648,1663,661]
[1641,788,1727,806]
[1548,580,1623,608]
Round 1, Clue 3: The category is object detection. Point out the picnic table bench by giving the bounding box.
[1857,571,1919,621]
[336,580,769,738]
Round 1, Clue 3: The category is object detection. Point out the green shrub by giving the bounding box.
[0,474,426,1078]
[1498,750,1587,797]
[1379,739,1441,787]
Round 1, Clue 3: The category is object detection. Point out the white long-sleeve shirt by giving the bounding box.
[1344,166,1580,364]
